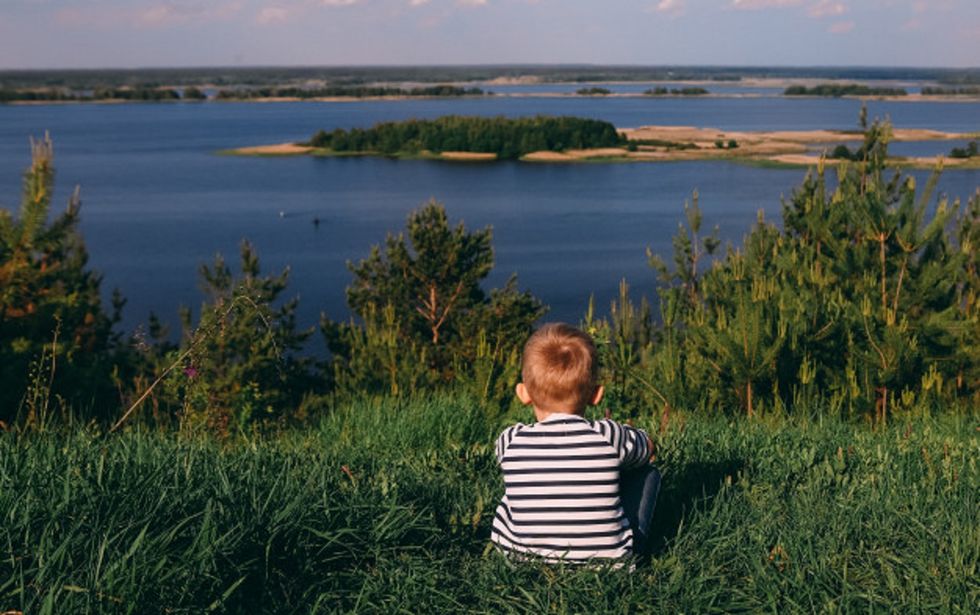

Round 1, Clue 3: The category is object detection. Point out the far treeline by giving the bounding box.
[0,87,206,103]
[1,116,978,434]
[216,85,485,100]
[784,84,907,97]
[307,116,625,160]
[644,87,709,96]
[920,86,980,96]
[3,65,979,90]
[0,85,483,103]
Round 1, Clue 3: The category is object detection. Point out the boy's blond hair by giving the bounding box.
[521,323,598,412]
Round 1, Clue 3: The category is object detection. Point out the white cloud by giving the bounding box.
[913,0,956,13]
[256,6,291,24]
[731,0,803,9]
[57,1,244,29]
[409,0,432,6]
[808,0,846,18]
[320,0,361,5]
[136,1,243,27]
[458,0,488,5]
[828,19,854,32]
[655,0,685,16]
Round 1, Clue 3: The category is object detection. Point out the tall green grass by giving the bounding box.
[2,396,977,613]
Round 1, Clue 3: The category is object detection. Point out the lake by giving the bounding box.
[0,94,977,341]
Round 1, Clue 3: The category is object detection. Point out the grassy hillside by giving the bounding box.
[2,396,977,613]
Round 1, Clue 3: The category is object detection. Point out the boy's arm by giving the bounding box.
[495,423,526,464]
[597,419,653,470]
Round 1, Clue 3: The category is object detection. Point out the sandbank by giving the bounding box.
[439,151,497,161]
[223,142,313,156]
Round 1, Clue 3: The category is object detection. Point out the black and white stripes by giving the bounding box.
[491,414,651,563]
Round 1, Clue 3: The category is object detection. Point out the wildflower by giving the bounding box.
[183,365,199,379]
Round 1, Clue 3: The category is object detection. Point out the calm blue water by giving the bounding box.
[0,98,977,341]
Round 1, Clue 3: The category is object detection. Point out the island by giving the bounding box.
[223,116,980,169]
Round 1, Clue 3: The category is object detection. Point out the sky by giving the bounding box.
[0,0,977,69]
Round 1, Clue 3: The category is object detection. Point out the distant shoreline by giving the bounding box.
[223,125,980,170]
[6,75,980,106]
[9,90,980,106]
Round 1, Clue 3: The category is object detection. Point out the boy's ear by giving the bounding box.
[515,383,533,406]
[590,385,605,406]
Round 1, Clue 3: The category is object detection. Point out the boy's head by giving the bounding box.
[517,323,602,415]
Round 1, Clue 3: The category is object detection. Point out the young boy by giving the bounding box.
[491,323,661,564]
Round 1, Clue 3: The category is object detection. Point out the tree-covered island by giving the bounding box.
[306,115,625,160]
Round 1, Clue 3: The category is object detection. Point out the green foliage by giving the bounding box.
[829,143,859,160]
[2,401,976,613]
[784,83,908,97]
[591,118,978,420]
[323,201,545,406]
[629,138,699,150]
[134,241,319,433]
[920,86,980,95]
[949,140,978,159]
[181,86,207,101]
[216,84,484,100]
[643,87,709,96]
[0,136,119,423]
[0,88,183,102]
[575,87,611,95]
[307,115,626,160]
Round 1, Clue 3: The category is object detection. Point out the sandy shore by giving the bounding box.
[439,151,497,161]
[223,142,313,156]
[622,126,972,144]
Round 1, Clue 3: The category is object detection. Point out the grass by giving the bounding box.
[2,395,978,613]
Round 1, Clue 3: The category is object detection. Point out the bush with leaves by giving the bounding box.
[322,200,545,406]
[125,241,320,434]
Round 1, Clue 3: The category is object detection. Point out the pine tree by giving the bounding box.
[0,135,117,422]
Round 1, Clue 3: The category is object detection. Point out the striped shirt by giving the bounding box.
[490,413,651,563]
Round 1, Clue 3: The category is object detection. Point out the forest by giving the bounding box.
[783,83,908,97]
[3,65,978,90]
[0,87,189,103]
[216,85,486,100]
[306,116,626,160]
[643,87,709,96]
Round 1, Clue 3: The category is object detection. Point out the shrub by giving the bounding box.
[596,117,980,420]
[323,200,545,405]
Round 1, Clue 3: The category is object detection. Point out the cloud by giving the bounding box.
[808,0,846,18]
[730,0,803,9]
[320,0,361,5]
[654,0,685,16]
[57,1,244,29]
[828,19,854,33]
[457,0,488,5]
[409,0,432,6]
[137,1,243,27]
[900,17,920,30]
[256,6,292,24]
[913,0,955,13]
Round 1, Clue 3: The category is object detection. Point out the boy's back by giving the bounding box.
[491,413,651,562]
